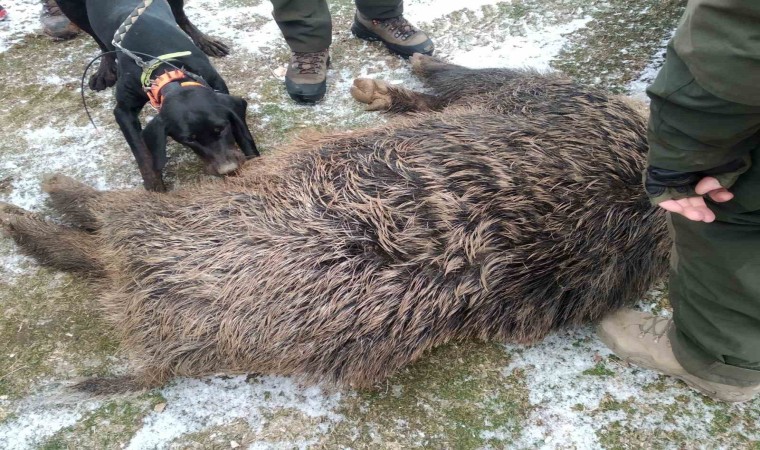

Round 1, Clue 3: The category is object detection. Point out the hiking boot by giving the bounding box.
[285,49,330,104]
[0,5,7,21]
[598,309,760,403]
[351,12,434,58]
[41,0,79,40]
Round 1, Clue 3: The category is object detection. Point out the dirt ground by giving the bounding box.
[1,0,758,449]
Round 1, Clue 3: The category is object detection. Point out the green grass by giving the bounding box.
[39,392,166,449]
[0,270,119,398]
[319,342,530,449]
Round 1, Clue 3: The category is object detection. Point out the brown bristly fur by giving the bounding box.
[0,55,670,392]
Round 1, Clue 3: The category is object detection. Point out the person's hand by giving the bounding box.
[657,176,733,223]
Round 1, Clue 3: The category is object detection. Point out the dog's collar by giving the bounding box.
[140,51,193,87]
[146,69,205,109]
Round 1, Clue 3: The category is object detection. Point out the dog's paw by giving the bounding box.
[351,78,392,111]
[196,34,229,57]
[142,175,167,193]
[91,73,117,91]
[88,60,118,92]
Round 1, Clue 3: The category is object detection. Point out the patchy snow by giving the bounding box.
[0,0,41,53]
[628,33,674,102]
[0,251,32,279]
[127,376,343,450]
[404,0,510,22]
[504,327,661,448]
[0,386,102,450]
[500,324,760,449]
[447,17,592,70]
[3,125,124,211]
[0,376,343,450]
[182,0,286,57]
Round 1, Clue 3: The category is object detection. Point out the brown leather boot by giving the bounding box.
[351,12,434,57]
[284,49,330,104]
[41,0,79,40]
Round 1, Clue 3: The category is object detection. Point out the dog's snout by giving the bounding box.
[215,162,240,175]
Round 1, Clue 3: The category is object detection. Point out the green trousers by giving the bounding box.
[271,0,403,52]
[669,206,760,387]
[647,46,760,387]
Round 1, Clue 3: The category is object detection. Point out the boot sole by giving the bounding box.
[351,21,434,58]
[285,82,326,104]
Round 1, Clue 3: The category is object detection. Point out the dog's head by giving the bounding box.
[142,88,259,176]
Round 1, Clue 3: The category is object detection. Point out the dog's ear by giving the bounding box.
[217,93,259,158]
[142,116,169,171]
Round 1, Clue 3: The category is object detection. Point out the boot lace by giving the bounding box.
[292,51,327,75]
[638,315,672,343]
[373,16,418,41]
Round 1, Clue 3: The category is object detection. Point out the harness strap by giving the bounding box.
[112,0,154,49]
[112,0,155,67]
[146,69,205,109]
[140,51,193,87]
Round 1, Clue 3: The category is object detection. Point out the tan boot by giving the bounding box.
[598,309,760,403]
[41,0,79,40]
[351,12,434,57]
[284,49,330,104]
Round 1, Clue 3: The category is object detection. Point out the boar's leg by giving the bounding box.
[42,174,102,231]
[0,203,104,276]
[409,53,525,104]
[351,78,446,114]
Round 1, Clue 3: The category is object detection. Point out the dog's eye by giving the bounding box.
[213,127,222,135]
[190,134,197,141]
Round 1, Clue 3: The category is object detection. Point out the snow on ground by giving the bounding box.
[8,125,122,210]
[182,0,283,56]
[128,376,343,450]
[0,385,101,449]
[446,17,592,70]
[628,33,673,103]
[0,0,40,52]
[4,1,754,449]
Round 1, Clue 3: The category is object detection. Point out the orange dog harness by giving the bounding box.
[146,69,204,109]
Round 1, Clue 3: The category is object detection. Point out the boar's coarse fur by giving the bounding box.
[0,55,670,392]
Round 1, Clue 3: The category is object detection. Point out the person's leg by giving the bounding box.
[271,0,331,104]
[354,0,402,19]
[351,0,434,57]
[668,151,760,388]
[0,5,7,21]
[599,144,760,403]
[41,0,80,40]
[271,0,331,53]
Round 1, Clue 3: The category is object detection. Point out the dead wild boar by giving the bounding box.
[0,54,669,392]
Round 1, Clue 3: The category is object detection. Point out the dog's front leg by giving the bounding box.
[113,103,167,192]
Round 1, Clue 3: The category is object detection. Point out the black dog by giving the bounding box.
[56,0,259,191]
